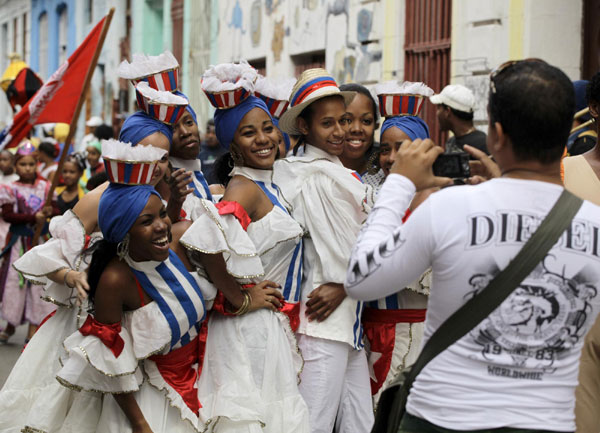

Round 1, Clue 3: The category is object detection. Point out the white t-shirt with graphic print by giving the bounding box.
[345,174,600,431]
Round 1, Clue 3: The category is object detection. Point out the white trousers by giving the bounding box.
[297,334,374,433]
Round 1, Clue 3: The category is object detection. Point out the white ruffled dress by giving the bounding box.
[180,166,309,433]
[53,250,215,433]
[0,210,100,433]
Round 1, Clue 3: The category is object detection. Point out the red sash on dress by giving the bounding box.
[150,336,202,414]
[362,307,426,395]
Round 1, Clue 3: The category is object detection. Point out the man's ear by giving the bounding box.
[489,121,507,153]
[296,117,309,136]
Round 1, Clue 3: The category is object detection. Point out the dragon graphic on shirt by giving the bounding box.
[466,254,598,373]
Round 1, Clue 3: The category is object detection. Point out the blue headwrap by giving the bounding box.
[98,184,161,243]
[174,90,197,124]
[380,116,430,140]
[119,111,174,147]
[273,118,291,153]
[213,96,273,150]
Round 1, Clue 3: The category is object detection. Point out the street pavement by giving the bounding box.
[0,323,27,388]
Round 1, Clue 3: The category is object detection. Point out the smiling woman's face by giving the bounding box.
[231,107,279,169]
[297,95,348,156]
[128,194,172,262]
[341,93,376,161]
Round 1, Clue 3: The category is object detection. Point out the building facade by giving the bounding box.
[30,0,77,81]
[0,0,597,140]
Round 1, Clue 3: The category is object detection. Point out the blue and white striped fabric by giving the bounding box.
[191,170,213,201]
[366,293,403,310]
[128,249,206,350]
[253,179,303,303]
[169,157,213,202]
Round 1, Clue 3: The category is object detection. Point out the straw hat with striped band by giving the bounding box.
[374,81,434,118]
[278,69,355,135]
[101,139,167,185]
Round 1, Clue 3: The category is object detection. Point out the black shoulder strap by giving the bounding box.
[385,189,583,432]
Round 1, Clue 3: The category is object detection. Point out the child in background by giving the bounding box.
[0,150,18,185]
[0,150,19,282]
[37,139,59,182]
[80,139,105,190]
[55,153,86,214]
[85,139,104,176]
[0,141,59,344]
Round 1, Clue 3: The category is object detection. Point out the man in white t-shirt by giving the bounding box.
[345,60,600,432]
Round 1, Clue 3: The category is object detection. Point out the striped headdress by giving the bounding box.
[201,61,257,109]
[118,51,180,92]
[101,139,166,185]
[253,75,295,119]
[374,81,434,118]
[135,82,188,125]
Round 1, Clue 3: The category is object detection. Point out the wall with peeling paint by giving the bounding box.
[212,0,392,85]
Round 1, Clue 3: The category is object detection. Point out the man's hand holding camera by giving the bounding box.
[390,139,453,190]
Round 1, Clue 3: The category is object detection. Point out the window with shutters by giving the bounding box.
[404,0,452,145]
[292,51,326,78]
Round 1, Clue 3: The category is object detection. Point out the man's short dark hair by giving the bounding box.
[94,124,114,140]
[86,171,108,191]
[586,71,600,105]
[441,104,474,121]
[489,61,574,164]
[207,118,214,128]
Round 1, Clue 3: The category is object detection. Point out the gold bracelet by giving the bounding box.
[240,292,251,315]
[233,291,251,316]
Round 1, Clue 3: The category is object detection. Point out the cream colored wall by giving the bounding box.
[451,0,583,126]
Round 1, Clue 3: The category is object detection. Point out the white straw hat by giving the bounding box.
[278,69,355,135]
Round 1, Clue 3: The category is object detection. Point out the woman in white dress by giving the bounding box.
[178,63,309,433]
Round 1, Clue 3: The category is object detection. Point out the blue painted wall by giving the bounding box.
[30,0,77,76]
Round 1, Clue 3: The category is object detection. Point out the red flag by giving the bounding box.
[0,16,107,149]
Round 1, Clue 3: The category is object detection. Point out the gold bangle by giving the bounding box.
[233,291,251,316]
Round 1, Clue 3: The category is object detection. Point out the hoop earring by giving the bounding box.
[117,233,130,260]
[231,150,244,166]
[227,154,234,169]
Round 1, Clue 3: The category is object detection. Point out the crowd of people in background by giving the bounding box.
[0,51,598,433]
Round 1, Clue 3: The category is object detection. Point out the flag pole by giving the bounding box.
[32,8,115,245]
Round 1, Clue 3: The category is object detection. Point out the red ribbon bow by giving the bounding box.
[79,315,125,358]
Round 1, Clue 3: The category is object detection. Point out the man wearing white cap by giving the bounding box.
[430,84,488,156]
